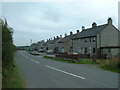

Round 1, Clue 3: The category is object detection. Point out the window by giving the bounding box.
[93,48,95,54]
[108,49,111,53]
[93,37,96,42]
[85,38,87,42]
[78,47,81,52]
[85,48,87,54]
[89,38,91,42]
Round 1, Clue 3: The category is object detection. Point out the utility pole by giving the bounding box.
[30,39,32,45]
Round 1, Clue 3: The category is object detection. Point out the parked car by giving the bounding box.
[38,49,44,52]
[47,50,54,54]
[31,51,40,55]
[67,52,78,55]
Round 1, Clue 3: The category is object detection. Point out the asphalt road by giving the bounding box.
[15,51,118,88]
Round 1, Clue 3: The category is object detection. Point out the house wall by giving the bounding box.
[101,48,119,58]
[72,39,80,52]
[64,40,72,52]
[73,37,96,56]
[48,43,54,50]
[58,40,72,53]
[100,25,119,56]
[58,43,64,53]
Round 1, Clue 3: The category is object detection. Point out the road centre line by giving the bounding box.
[31,59,40,64]
[45,65,85,80]
[22,54,40,64]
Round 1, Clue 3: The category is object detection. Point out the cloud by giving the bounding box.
[2,1,119,46]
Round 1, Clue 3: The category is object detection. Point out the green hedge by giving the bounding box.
[1,19,24,88]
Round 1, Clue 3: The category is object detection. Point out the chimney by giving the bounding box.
[92,22,97,28]
[60,35,62,38]
[70,31,73,35]
[108,18,112,25]
[54,37,55,40]
[77,30,79,33]
[57,36,59,39]
[82,26,85,30]
[65,33,67,37]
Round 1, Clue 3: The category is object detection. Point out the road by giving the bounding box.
[15,51,118,88]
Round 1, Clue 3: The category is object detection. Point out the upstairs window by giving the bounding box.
[78,39,80,43]
[89,38,91,42]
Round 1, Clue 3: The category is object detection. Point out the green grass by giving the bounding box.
[77,59,100,64]
[99,57,120,73]
[2,60,25,88]
[43,56,119,73]
[100,65,120,73]
[44,56,77,64]
[44,56,101,64]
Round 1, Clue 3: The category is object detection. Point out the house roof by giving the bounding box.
[58,34,76,43]
[49,38,60,44]
[73,24,108,39]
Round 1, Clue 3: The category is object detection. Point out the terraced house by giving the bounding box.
[46,36,61,53]
[72,18,120,58]
[58,30,79,53]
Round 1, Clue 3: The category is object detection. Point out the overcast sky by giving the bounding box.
[1,0,120,46]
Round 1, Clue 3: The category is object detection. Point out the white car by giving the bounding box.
[47,50,54,54]
[67,52,78,55]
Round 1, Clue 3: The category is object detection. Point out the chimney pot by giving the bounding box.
[82,26,85,30]
[108,18,112,25]
[70,31,73,35]
[77,30,79,33]
[92,22,97,28]
[60,35,62,38]
[65,33,67,37]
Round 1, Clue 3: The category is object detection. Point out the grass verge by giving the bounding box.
[44,56,77,64]
[99,56,120,73]
[44,56,100,64]
[2,60,25,88]
[43,56,119,73]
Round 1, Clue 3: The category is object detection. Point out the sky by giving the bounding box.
[1,0,120,46]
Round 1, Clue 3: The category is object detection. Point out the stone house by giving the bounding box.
[44,39,53,51]
[58,31,79,53]
[30,43,37,51]
[35,40,45,51]
[45,36,62,53]
[72,18,120,58]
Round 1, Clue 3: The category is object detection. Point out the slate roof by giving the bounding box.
[73,24,108,39]
[49,38,60,44]
[58,34,76,43]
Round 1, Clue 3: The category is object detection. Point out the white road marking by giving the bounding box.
[45,65,85,79]
[31,59,40,64]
